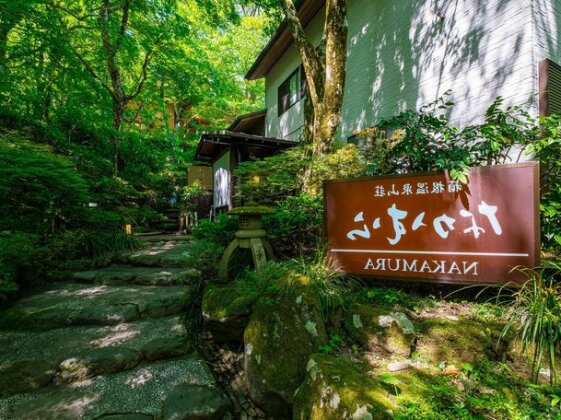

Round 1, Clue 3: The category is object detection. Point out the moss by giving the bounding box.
[415,318,503,365]
[293,354,394,420]
[228,205,274,215]
[202,283,255,319]
[243,274,327,417]
[344,303,415,357]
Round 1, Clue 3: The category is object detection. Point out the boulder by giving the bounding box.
[0,360,55,398]
[416,318,504,365]
[243,274,328,418]
[344,304,415,357]
[202,283,254,343]
[293,354,394,420]
[161,383,230,420]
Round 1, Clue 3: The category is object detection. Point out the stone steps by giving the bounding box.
[0,239,231,419]
[73,265,199,286]
[0,357,229,420]
[0,316,191,396]
[117,241,194,269]
[0,283,194,331]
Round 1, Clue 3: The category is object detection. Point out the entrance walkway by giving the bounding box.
[0,239,228,419]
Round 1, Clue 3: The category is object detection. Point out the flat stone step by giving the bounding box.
[136,234,191,242]
[0,316,192,394]
[0,283,194,331]
[117,241,193,268]
[0,357,230,420]
[73,265,199,286]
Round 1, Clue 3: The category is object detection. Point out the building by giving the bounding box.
[197,0,561,210]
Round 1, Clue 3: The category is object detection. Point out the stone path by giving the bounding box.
[0,239,230,419]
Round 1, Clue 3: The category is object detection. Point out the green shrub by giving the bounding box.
[0,232,41,299]
[265,195,324,259]
[0,133,90,234]
[288,247,362,321]
[185,239,225,280]
[500,260,561,385]
[192,214,238,247]
[234,142,366,203]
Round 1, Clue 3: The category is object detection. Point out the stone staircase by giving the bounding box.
[0,239,230,419]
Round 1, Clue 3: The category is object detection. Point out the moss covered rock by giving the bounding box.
[344,304,415,357]
[202,283,255,343]
[293,354,394,420]
[416,318,504,365]
[243,274,328,418]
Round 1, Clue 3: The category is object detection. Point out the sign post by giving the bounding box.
[324,163,540,285]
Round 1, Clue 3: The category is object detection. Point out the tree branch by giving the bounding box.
[69,42,115,99]
[281,0,322,109]
[114,0,131,53]
[127,34,163,101]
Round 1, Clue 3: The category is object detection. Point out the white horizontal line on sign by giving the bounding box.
[330,249,530,257]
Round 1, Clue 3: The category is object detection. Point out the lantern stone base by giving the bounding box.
[218,212,274,282]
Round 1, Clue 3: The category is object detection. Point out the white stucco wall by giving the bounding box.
[264,7,325,140]
[264,0,549,141]
[534,0,561,64]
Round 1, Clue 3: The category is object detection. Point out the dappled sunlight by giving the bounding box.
[73,286,109,297]
[90,324,140,348]
[126,368,154,389]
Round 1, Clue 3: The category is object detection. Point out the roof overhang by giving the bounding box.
[245,0,324,80]
[228,109,266,133]
[195,131,296,162]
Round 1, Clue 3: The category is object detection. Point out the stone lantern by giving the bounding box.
[218,206,275,282]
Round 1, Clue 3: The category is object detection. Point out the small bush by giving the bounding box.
[0,232,41,299]
[192,214,238,247]
[184,239,225,280]
[265,195,324,259]
[501,260,561,385]
[288,247,362,321]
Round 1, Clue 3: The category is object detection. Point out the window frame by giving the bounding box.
[278,66,307,116]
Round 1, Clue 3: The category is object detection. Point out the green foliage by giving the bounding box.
[180,181,205,212]
[395,361,561,419]
[527,114,561,250]
[319,333,343,354]
[0,130,90,233]
[500,260,561,385]
[235,143,366,203]
[288,247,362,321]
[235,261,290,306]
[264,195,324,259]
[364,94,526,181]
[192,214,238,247]
[355,286,413,307]
[0,233,40,299]
[184,239,225,280]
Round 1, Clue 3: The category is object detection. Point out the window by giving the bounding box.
[278,66,307,116]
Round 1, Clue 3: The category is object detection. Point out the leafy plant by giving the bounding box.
[192,214,238,247]
[235,261,290,306]
[501,260,561,385]
[265,195,324,259]
[319,333,343,354]
[288,246,362,321]
[0,232,40,299]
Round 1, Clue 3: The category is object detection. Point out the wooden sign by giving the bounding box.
[324,163,540,285]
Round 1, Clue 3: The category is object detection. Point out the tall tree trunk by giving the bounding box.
[99,0,130,175]
[282,0,348,191]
